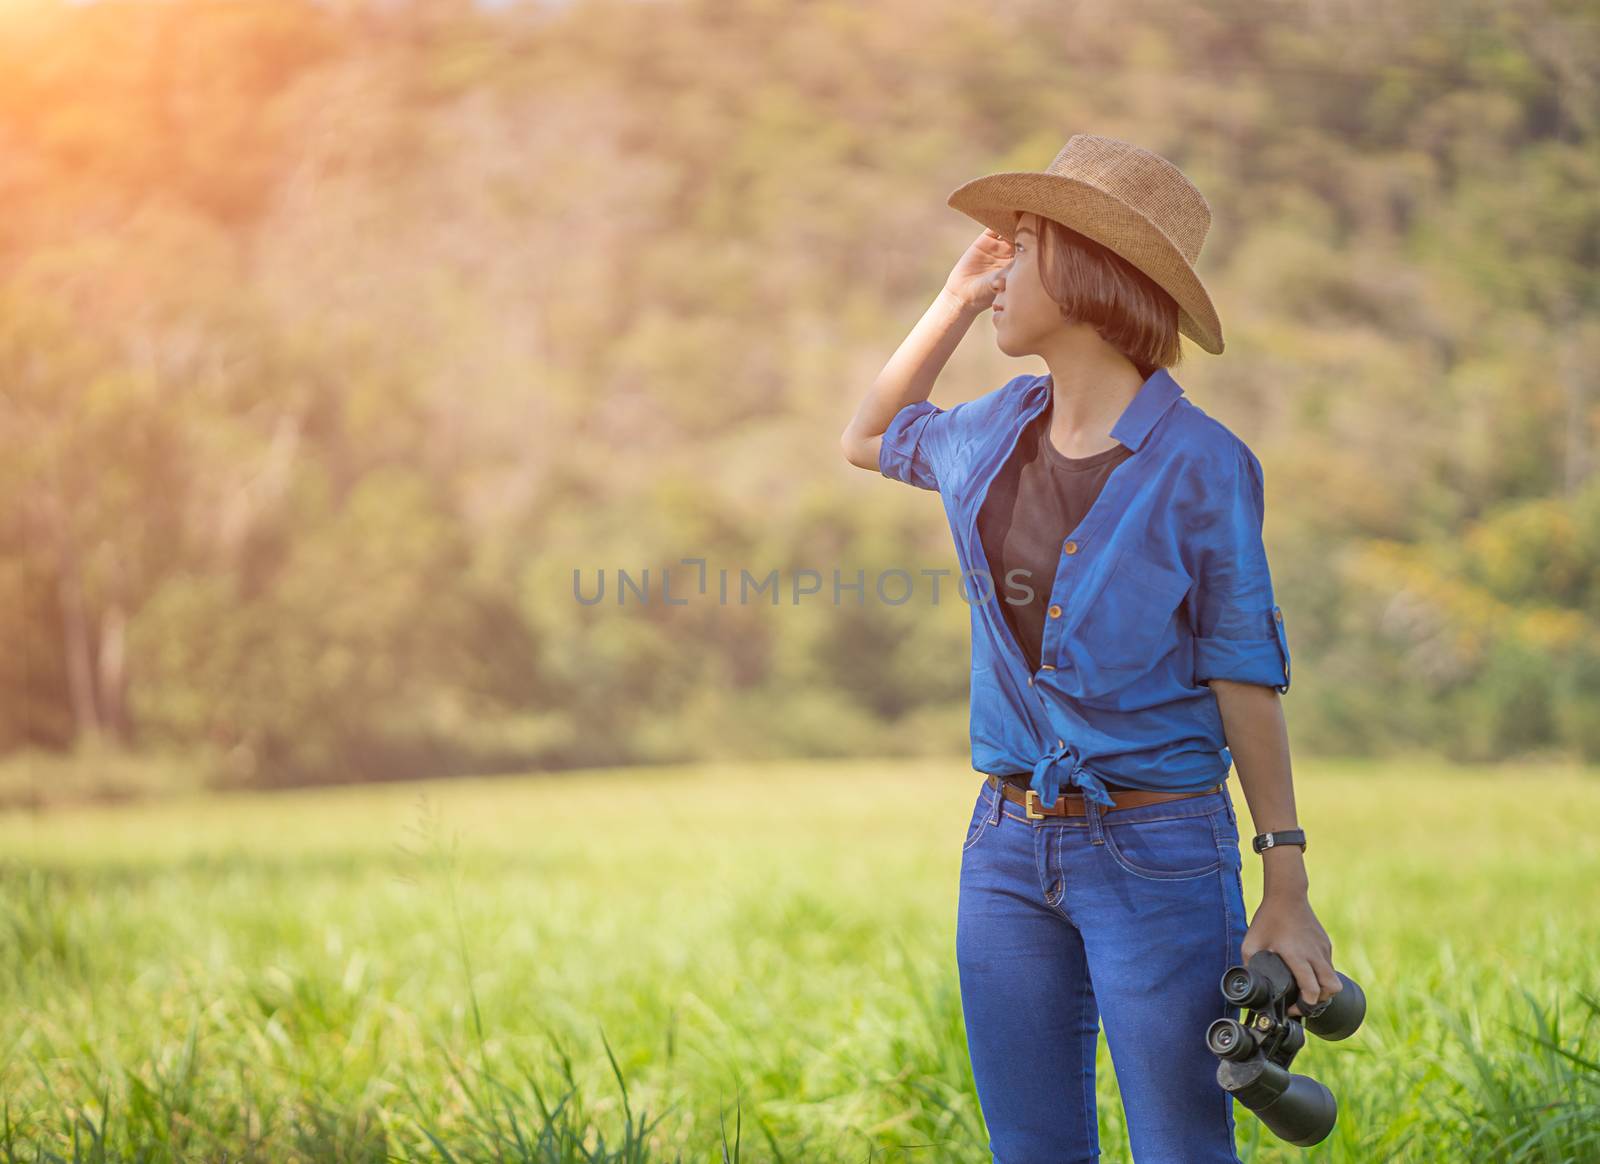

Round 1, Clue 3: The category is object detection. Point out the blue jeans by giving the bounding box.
[956,776,1249,1163]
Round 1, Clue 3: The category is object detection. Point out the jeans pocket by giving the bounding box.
[962,785,993,851]
[1102,808,1224,880]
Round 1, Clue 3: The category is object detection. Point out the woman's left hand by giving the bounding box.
[1240,893,1342,1018]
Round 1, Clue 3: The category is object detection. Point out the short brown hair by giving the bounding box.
[1034,216,1183,377]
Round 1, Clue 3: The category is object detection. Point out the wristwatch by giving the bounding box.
[1251,828,1307,854]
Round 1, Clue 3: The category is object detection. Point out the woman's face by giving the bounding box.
[991,212,1056,356]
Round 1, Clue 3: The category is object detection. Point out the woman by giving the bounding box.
[839,135,1343,1163]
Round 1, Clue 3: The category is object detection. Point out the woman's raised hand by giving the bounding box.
[943,227,1015,313]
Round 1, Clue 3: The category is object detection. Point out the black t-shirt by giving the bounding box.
[977,401,1138,790]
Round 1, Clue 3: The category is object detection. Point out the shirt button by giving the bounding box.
[1062,540,1078,554]
[1275,608,1284,622]
[1027,676,1034,686]
[1057,738,1065,748]
[1047,604,1062,618]
[1040,663,1055,671]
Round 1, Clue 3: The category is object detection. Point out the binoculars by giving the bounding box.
[1205,949,1366,1146]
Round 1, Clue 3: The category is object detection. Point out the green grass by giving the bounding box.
[1,756,1598,1161]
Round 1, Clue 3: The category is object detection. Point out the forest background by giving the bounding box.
[3,0,1598,807]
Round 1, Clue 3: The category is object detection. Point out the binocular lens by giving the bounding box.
[1206,1017,1252,1060]
[1221,966,1253,999]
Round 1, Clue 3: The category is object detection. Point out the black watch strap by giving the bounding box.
[1252,828,1307,854]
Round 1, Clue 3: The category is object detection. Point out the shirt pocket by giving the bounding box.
[1067,549,1193,684]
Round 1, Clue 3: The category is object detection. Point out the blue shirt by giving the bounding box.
[878,367,1291,811]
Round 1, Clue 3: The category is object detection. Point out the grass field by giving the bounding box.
[2,756,1598,1162]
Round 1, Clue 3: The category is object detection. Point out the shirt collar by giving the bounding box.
[1028,366,1185,454]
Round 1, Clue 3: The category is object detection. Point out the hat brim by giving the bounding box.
[947,171,1224,355]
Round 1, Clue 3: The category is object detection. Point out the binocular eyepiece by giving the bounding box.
[1206,949,1366,1146]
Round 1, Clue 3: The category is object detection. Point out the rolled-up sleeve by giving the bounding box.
[1190,443,1291,693]
[878,399,959,492]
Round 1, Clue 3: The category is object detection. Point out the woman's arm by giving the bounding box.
[839,290,978,471]
[1213,679,1344,1017]
[839,229,1012,471]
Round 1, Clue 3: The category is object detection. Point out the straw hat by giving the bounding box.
[947,134,1225,355]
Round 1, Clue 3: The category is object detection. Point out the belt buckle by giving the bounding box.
[1025,790,1046,820]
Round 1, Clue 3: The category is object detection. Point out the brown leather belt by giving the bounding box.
[985,773,1222,819]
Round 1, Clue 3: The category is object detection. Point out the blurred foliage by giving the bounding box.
[0,0,1597,801]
